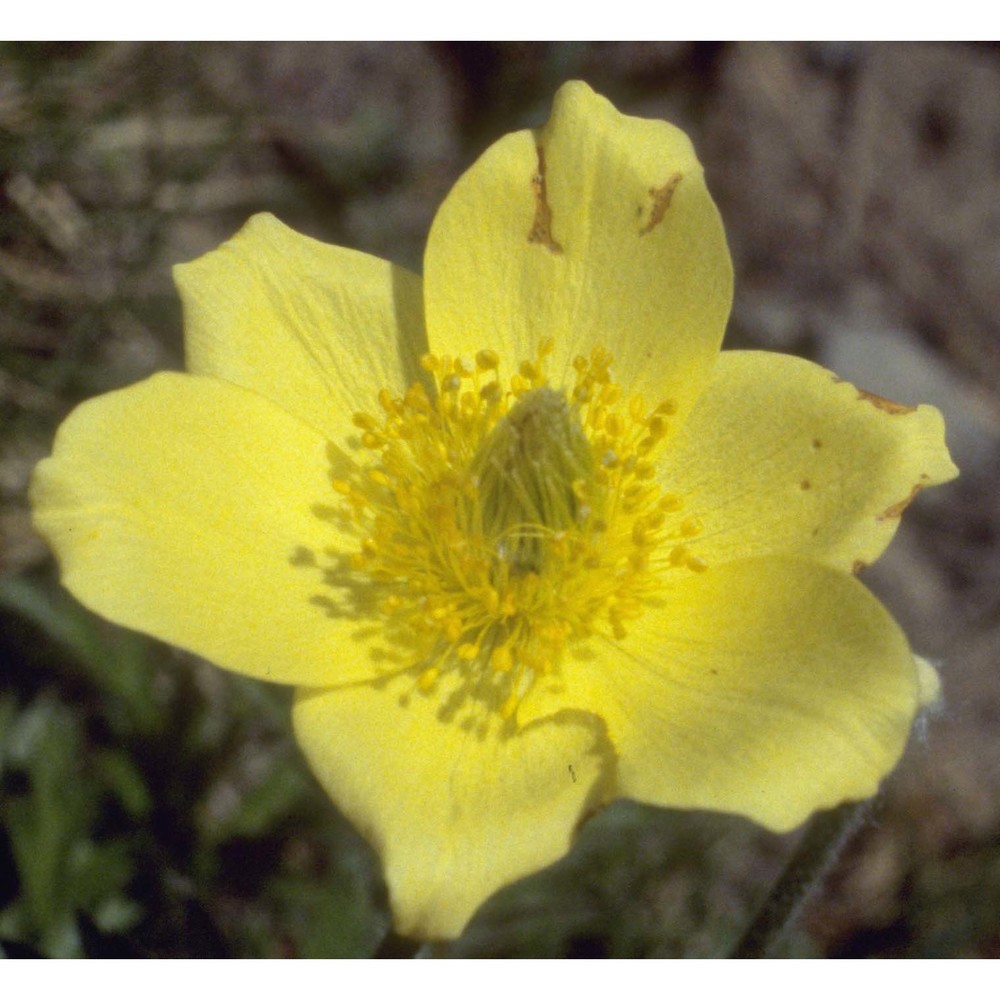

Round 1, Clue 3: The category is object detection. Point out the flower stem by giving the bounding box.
[730,800,871,958]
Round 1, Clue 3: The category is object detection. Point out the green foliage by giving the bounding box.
[1,694,137,956]
[0,575,385,957]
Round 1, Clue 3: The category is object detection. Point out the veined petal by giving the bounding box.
[176,213,427,444]
[424,81,732,421]
[522,558,920,832]
[660,351,958,573]
[294,677,613,940]
[30,373,382,687]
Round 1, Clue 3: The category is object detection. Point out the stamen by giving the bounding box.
[332,340,708,724]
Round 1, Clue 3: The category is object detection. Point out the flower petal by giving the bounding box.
[176,213,427,445]
[659,351,958,573]
[424,81,732,421]
[31,373,382,686]
[522,558,921,832]
[293,675,614,940]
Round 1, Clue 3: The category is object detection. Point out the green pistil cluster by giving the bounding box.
[333,342,707,721]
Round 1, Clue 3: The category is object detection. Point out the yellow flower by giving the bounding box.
[30,82,957,941]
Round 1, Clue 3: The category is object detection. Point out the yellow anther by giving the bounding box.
[669,544,689,566]
[455,356,475,376]
[378,388,397,414]
[686,555,709,572]
[475,588,496,616]
[680,516,703,537]
[655,399,678,416]
[476,349,499,371]
[634,461,656,481]
[441,374,461,392]
[573,355,589,373]
[417,666,439,692]
[659,493,683,512]
[647,415,668,439]
[646,510,666,531]
[480,381,502,404]
[352,412,377,431]
[590,354,611,381]
[491,645,513,673]
[629,395,647,422]
[332,479,352,495]
[539,337,555,357]
[420,353,441,373]
[457,642,480,661]
[500,693,519,720]
[362,431,385,449]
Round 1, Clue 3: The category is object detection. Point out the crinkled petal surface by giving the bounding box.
[660,351,958,572]
[293,677,613,940]
[424,81,732,423]
[31,373,383,686]
[522,557,919,832]
[176,213,427,444]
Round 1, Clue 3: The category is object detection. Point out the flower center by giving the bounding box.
[333,341,707,721]
[472,386,592,575]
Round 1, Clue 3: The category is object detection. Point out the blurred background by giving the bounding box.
[1,41,998,958]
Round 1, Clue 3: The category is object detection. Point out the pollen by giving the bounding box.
[336,342,707,724]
